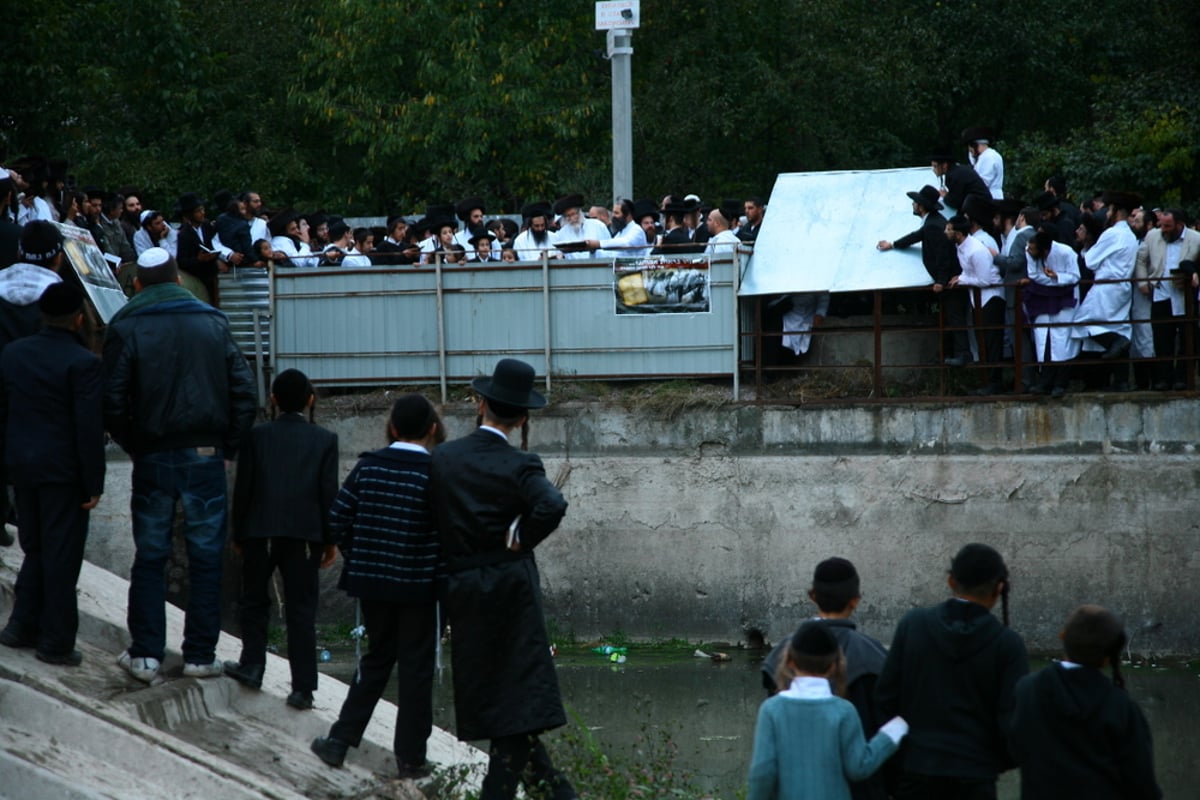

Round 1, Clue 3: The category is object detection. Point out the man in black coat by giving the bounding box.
[877,185,970,364]
[429,358,576,800]
[0,283,104,665]
[931,153,992,214]
[0,177,20,269]
[103,247,256,683]
[175,192,225,305]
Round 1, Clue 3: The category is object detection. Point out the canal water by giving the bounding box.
[323,646,1199,798]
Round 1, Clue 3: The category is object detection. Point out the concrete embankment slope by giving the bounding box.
[0,547,485,799]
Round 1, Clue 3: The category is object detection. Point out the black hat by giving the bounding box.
[720,198,742,224]
[456,196,486,221]
[929,151,958,164]
[84,185,106,201]
[552,193,585,216]
[1100,190,1143,212]
[811,557,860,597]
[961,126,995,144]
[906,185,943,212]
[521,201,553,221]
[38,282,83,316]
[328,220,350,241]
[961,194,996,222]
[424,203,456,221]
[1034,191,1059,212]
[471,358,546,410]
[664,197,700,217]
[631,198,660,222]
[18,220,64,263]
[790,620,839,657]
[468,226,496,246]
[950,543,1008,588]
[996,198,1025,218]
[176,192,205,216]
[268,210,299,238]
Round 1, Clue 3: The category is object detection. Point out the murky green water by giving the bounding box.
[323,648,1199,798]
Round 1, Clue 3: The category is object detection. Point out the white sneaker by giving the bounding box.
[182,658,223,678]
[118,650,161,683]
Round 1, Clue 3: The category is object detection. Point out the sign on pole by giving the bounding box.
[595,0,640,30]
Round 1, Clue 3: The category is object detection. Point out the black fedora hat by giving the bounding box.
[472,358,546,410]
[1100,190,1143,212]
[631,198,660,222]
[552,193,585,216]
[929,151,958,164]
[456,196,486,221]
[961,126,996,144]
[176,192,206,216]
[906,185,943,212]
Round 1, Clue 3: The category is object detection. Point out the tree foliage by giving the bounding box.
[3,1,1199,216]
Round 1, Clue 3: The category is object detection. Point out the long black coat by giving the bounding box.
[430,428,568,741]
[893,211,960,286]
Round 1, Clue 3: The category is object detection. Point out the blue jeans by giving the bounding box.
[128,447,227,663]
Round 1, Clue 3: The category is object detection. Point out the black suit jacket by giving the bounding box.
[0,219,19,269]
[430,428,566,562]
[943,165,992,213]
[231,414,339,543]
[0,327,105,495]
[653,226,703,256]
[893,211,960,285]
[177,221,220,297]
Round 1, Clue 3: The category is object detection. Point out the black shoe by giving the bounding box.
[0,626,34,648]
[396,760,432,780]
[1101,336,1131,360]
[311,736,349,767]
[287,690,314,710]
[1050,386,1067,399]
[36,649,82,666]
[223,661,264,689]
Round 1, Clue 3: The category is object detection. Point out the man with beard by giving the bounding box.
[513,202,556,262]
[584,198,654,258]
[737,196,765,242]
[133,210,178,257]
[1128,206,1156,388]
[877,185,967,365]
[175,192,224,305]
[240,191,269,246]
[550,194,609,260]
[1135,208,1200,389]
[1069,191,1142,391]
[963,126,1004,200]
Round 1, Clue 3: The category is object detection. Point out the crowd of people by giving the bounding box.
[875,127,1200,396]
[0,155,761,308]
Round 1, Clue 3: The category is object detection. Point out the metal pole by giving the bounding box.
[608,28,634,204]
[542,253,552,395]
[731,252,740,400]
[436,258,447,405]
[252,308,269,418]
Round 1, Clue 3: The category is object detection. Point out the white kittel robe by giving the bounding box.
[1070,219,1138,347]
[1026,240,1081,363]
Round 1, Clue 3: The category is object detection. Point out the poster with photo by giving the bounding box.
[613,256,711,315]
[55,222,128,323]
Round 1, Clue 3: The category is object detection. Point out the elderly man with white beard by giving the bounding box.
[550,194,609,260]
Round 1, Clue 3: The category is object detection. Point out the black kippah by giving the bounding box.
[38,282,82,316]
[950,543,1008,587]
[19,220,64,263]
[790,620,838,657]
[813,557,857,584]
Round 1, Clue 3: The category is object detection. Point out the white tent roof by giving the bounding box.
[738,167,941,296]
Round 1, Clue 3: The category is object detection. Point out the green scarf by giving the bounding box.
[110,282,203,324]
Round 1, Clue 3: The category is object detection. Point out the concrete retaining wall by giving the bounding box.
[86,396,1200,656]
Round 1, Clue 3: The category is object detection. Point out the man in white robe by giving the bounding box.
[1069,191,1141,390]
[1022,231,1080,397]
[551,193,609,260]
[512,202,557,262]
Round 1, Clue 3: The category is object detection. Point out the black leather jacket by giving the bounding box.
[103,285,256,457]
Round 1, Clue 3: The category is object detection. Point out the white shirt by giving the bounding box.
[249,217,269,246]
[971,228,999,256]
[1153,229,1189,309]
[552,217,610,259]
[133,225,179,257]
[16,196,55,226]
[705,229,741,257]
[597,223,650,259]
[273,236,319,268]
[954,234,1002,307]
[388,441,430,454]
[512,229,555,262]
[972,146,1004,199]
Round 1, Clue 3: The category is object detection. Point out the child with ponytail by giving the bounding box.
[1008,605,1161,799]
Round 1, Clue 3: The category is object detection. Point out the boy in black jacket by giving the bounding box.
[1008,605,1161,800]
[226,369,338,709]
[876,543,1028,800]
[0,283,104,665]
[760,557,892,800]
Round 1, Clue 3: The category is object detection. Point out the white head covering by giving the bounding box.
[137,247,171,269]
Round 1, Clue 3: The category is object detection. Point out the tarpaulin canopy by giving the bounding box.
[738,167,944,296]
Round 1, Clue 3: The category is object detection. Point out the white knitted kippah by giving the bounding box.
[137,247,171,269]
